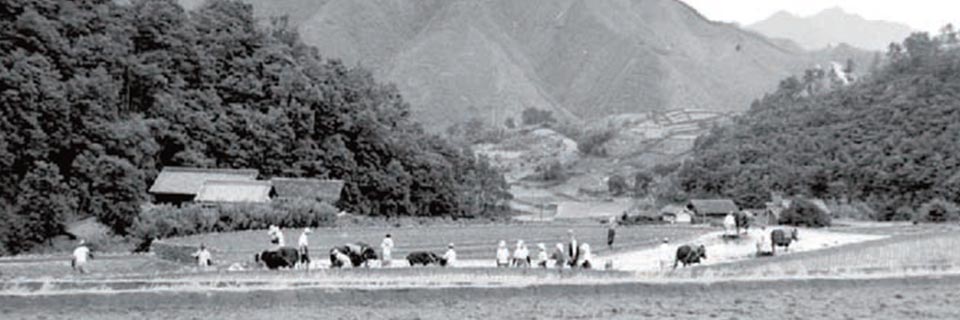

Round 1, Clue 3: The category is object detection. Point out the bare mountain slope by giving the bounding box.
[190,0,843,130]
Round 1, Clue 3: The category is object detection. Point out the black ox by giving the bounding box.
[254,247,300,269]
[673,244,707,269]
[329,242,378,268]
[406,251,447,267]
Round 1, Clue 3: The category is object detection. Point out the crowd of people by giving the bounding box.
[68,221,635,273]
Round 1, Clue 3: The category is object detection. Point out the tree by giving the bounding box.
[12,162,76,250]
[608,175,628,197]
[633,171,653,197]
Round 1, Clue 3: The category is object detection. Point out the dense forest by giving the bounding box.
[0,0,510,254]
[677,28,960,220]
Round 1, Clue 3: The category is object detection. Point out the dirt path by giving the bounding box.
[601,227,885,273]
[4,275,960,319]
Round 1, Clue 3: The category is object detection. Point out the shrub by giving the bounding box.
[914,198,960,223]
[129,201,337,251]
[535,161,566,181]
[778,198,831,227]
[608,175,628,196]
[578,129,616,156]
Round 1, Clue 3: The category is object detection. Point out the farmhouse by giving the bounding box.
[687,199,739,222]
[270,177,344,204]
[659,204,693,224]
[194,180,274,203]
[148,167,260,206]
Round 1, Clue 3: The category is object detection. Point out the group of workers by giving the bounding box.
[68,222,626,273]
[496,229,596,269]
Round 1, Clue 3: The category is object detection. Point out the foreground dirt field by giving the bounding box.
[4,275,960,319]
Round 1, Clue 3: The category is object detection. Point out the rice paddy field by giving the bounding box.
[4,222,960,319]
[163,224,711,268]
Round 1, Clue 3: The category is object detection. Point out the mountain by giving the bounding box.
[676,32,960,219]
[197,0,845,130]
[748,7,914,51]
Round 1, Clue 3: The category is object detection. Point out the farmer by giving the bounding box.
[496,240,510,267]
[579,243,593,269]
[268,225,285,249]
[657,237,671,271]
[567,229,580,267]
[71,239,93,274]
[513,240,530,267]
[551,243,568,268]
[192,243,213,270]
[536,243,549,268]
[607,216,617,250]
[298,228,312,268]
[755,226,773,257]
[442,243,457,267]
[723,212,737,237]
[380,234,394,267]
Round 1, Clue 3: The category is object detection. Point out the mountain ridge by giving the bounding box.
[748,7,914,51]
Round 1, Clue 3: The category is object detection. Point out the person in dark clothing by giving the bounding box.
[607,216,617,250]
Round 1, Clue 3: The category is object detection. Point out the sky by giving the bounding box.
[679,0,959,33]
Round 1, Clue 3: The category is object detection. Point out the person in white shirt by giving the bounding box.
[551,243,568,268]
[657,237,672,272]
[268,225,285,249]
[579,243,593,269]
[755,226,773,257]
[72,240,93,274]
[380,234,394,267]
[513,240,529,267]
[723,212,736,237]
[192,244,212,270]
[536,243,549,268]
[496,240,510,267]
[442,243,457,267]
[298,228,312,268]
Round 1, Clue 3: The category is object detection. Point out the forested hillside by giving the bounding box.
[677,30,960,220]
[0,0,509,254]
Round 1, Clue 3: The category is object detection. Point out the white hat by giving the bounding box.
[304,228,312,234]
[448,243,455,248]
[538,243,546,250]
[498,240,506,247]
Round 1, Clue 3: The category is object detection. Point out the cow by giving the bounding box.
[771,228,799,255]
[329,242,378,268]
[673,244,707,269]
[406,251,446,266]
[255,247,300,270]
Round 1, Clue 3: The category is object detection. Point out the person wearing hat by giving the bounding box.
[380,234,394,267]
[657,237,671,271]
[298,228,312,269]
[551,243,568,269]
[496,240,510,267]
[513,240,530,267]
[442,243,457,267]
[72,239,93,274]
[536,243,549,268]
[579,243,593,269]
[192,243,213,270]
